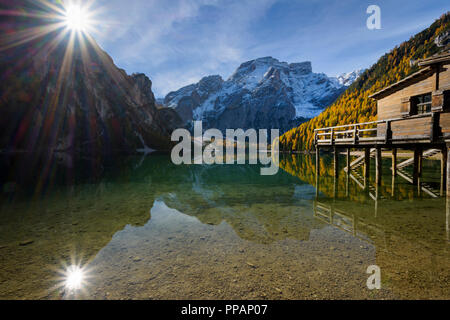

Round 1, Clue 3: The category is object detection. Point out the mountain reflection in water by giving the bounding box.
[0,153,448,299]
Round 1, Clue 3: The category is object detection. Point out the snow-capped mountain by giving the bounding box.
[164,57,363,133]
[333,69,366,87]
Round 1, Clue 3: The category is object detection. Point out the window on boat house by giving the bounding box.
[412,93,432,115]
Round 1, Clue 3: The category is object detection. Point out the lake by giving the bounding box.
[0,153,448,299]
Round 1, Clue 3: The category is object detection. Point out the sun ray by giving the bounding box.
[0,22,67,52]
[35,0,68,17]
[0,0,101,52]
[1,0,106,197]
[33,29,77,198]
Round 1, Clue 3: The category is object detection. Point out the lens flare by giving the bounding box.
[0,0,103,53]
[52,260,94,299]
[65,265,84,290]
[64,5,91,32]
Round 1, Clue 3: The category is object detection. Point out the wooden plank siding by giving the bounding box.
[377,117,432,139]
[439,63,450,92]
[375,61,450,141]
[440,112,450,136]
[377,75,436,120]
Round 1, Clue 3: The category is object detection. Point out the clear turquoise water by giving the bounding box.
[0,153,448,299]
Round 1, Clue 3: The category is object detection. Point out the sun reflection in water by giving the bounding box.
[52,256,95,299]
[65,265,85,290]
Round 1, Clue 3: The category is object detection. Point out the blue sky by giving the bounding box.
[93,0,449,98]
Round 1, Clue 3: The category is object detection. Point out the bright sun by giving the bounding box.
[64,5,91,32]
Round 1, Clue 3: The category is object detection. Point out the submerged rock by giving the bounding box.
[19,240,34,246]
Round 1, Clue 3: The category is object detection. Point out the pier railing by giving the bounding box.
[314,113,435,146]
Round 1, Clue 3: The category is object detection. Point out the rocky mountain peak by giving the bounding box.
[164,56,365,134]
[289,61,312,75]
[131,73,156,105]
[197,75,224,95]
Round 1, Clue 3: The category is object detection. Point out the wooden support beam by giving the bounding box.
[430,112,440,143]
[364,148,370,189]
[384,121,392,144]
[346,148,350,197]
[447,147,450,198]
[376,147,382,186]
[374,184,379,218]
[353,125,358,145]
[315,147,320,198]
[315,148,320,178]
[447,197,450,241]
[392,148,397,177]
[334,147,339,178]
[333,174,337,199]
[333,147,339,198]
[442,147,447,197]
[435,63,440,91]
[346,148,351,176]
[391,174,396,198]
[413,147,422,186]
[418,148,423,178]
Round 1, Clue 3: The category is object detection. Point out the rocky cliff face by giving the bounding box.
[0,0,181,155]
[164,57,363,133]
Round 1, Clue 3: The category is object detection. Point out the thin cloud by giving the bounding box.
[93,0,449,97]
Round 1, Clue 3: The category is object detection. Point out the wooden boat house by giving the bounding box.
[314,49,450,196]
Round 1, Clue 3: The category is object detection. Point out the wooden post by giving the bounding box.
[430,112,439,143]
[435,64,440,91]
[364,148,370,189]
[447,146,450,198]
[346,148,350,197]
[391,173,396,198]
[376,147,382,186]
[334,147,339,178]
[418,148,423,178]
[333,147,339,199]
[446,196,449,241]
[413,147,422,186]
[315,147,320,198]
[346,148,351,176]
[392,148,397,177]
[315,147,319,178]
[384,121,392,144]
[441,148,447,197]
[417,148,423,194]
[333,173,337,199]
[374,183,379,218]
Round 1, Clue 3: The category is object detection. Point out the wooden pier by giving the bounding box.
[314,50,450,196]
